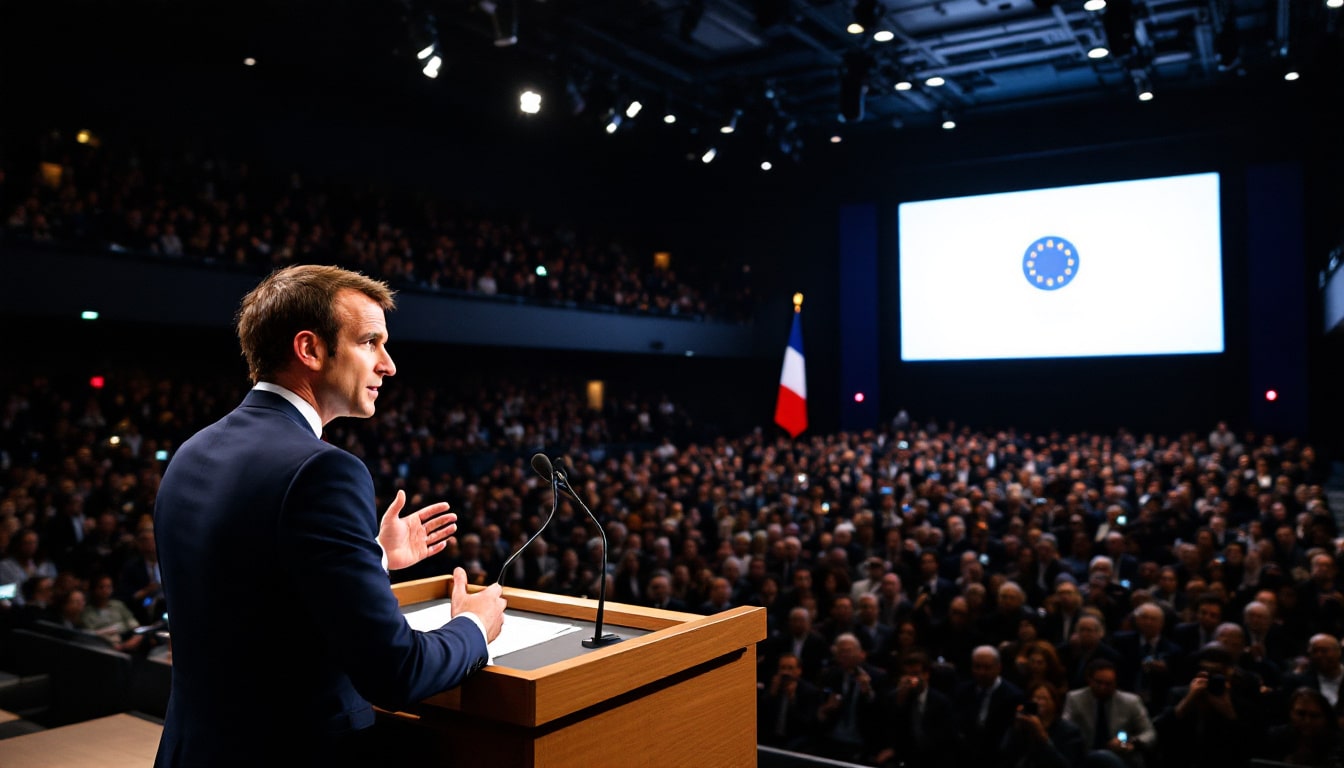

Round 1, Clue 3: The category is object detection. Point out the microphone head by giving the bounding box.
[531,453,553,479]
[552,456,572,478]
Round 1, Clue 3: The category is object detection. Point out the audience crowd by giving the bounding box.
[0,136,1338,760]
[1,353,1341,766]
[0,132,756,322]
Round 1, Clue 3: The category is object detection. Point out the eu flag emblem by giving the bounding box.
[1022,236,1079,291]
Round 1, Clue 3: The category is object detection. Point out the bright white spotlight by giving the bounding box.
[605,113,622,134]
[243,57,257,67]
[416,44,436,61]
[873,30,894,43]
[761,160,773,171]
[663,112,677,124]
[422,55,442,78]
[701,147,717,163]
[1087,46,1109,59]
[625,100,642,118]
[520,89,542,114]
[924,75,945,87]
[846,22,864,34]
[1083,0,1107,10]
[894,79,912,91]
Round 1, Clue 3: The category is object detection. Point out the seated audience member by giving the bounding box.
[760,606,830,686]
[1257,687,1342,767]
[1042,577,1087,647]
[814,632,888,763]
[644,571,687,612]
[873,650,959,768]
[1009,638,1070,699]
[1214,621,1280,692]
[952,645,1026,764]
[1058,612,1123,690]
[81,571,147,654]
[0,528,60,599]
[1153,642,1261,768]
[756,652,822,753]
[1279,633,1344,714]
[978,580,1039,648]
[817,593,861,644]
[1242,598,1293,673]
[10,574,57,626]
[117,524,164,624]
[1110,602,1182,713]
[853,592,897,670]
[998,680,1086,768]
[1062,658,1156,768]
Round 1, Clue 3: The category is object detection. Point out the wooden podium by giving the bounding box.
[386,575,766,768]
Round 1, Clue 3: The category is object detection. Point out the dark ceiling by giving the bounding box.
[436,0,1341,153]
[4,0,1341,171]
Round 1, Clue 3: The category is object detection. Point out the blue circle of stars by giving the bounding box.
[1022,236,1079,291]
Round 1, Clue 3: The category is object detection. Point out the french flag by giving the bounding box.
[774,306,807,438]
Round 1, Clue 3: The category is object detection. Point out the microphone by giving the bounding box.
[496,453,561,586]
[530,452,554,480]
[551,455,621,649]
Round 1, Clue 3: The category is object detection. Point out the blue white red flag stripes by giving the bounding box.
[775,309,807,438]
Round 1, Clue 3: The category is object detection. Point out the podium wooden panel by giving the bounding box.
[387,575,766,768]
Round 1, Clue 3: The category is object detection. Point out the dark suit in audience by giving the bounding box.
[874,651,959,768]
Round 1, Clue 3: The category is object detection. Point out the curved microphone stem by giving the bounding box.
[556,470,621,649]
[496,469,560,587]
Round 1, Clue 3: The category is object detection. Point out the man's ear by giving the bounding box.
[294,330,324,371]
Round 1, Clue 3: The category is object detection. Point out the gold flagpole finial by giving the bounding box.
[792,293,803,312]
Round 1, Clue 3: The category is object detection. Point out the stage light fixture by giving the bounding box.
[720,110,741,134]
[1131,70,1153,101]
[407,8,442,79]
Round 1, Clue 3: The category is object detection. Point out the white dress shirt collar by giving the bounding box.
[254,382,322,437]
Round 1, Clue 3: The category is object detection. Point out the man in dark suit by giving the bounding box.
[873,650,958,768]
[1241,598,1292,672]
[1058,613,1124,690]
[644,571,688,612]
[1172,594,1226,679]
[1111,602,1182,713]
[815,632,889,763]
[1042,577,1087,647]
[153,265,508,768]
[760,605,831,686]
[757,652,823,752]
[951,644,1025,764]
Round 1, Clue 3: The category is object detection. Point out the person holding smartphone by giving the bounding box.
[999,681,1085,768]
[1062,658,1155,767]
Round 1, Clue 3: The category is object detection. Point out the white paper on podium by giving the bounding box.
[403,602,581,663]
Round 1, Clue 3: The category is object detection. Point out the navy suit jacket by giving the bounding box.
[153,390,489,766]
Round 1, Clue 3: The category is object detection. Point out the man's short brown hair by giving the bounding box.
[236,264,395,383]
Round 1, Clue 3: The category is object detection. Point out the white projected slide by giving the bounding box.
[898,172,1224,361]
